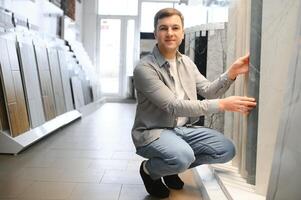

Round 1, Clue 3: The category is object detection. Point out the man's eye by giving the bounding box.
[159,27,168,31]
[173,27,180,30]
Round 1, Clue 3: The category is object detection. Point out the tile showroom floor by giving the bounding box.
[0,102,203,200]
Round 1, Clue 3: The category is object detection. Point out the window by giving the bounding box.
[98,0,138,16]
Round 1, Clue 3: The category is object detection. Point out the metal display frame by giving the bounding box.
[0,110,81,154]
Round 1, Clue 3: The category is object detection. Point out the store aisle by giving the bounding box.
[0,103,203,200]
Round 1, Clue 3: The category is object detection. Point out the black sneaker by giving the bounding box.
[139,161,170,198]
[163,174,184,190]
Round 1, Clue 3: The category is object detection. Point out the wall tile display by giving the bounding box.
[0,36,30,137]
[57,50,74,111]
[70,76,85,109]
[33,42,57,121]
[205,25,227,133]
[267,4,301,198]
[256,0,301,195]
[47,48,66,116]
[17,39,46,128]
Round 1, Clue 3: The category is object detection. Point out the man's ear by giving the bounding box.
[154,31,157,39]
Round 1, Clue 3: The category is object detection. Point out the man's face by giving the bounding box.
[154,15,184,55]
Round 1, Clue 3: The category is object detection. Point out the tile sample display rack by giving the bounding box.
[0,110,81,154]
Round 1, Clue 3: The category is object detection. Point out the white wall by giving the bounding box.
[0,0,63,36]
[82,0,98,66]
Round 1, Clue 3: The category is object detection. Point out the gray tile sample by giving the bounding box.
[246,0,262,185]
[57,50,74,111]
[17,40,45,128]
[267,4,301,199]
[205,27,227,133]
[47,48,66,116]
[34,44,57,121]
[0,37,29,136]
[71,76,85,110]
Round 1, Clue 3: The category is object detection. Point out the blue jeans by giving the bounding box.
[136,127,235,180]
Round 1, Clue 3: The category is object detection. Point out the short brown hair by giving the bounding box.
[154,8,184,31]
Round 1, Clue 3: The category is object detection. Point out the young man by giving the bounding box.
[132,8,256,198]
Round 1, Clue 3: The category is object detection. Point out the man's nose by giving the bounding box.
[167,28,173,35]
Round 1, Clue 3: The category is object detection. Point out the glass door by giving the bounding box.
[99,18,121,95]
[98,16,138,97]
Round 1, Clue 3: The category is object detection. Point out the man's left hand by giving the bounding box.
[228,53,250,80]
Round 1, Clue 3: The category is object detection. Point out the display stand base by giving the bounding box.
[0,110,82,154]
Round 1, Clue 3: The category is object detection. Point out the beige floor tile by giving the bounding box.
[119,184,156,200]
[89,159,129,170]
[49,158,93,169]
[0,179,33,199]
[101,169,143,185]
[68,183,121,200]
[18,181,75,199]
[112,151,138,160]
[18,167,63,181]
[56,168,105,183]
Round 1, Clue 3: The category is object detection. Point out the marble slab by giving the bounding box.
[204,26,227,133]
[256,0,301,195]
[267,4,301,199]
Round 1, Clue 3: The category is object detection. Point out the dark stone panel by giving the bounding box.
[194,31,208,77]
[194,31,208,126]
[140,32,155,40]
[246,0,262,184]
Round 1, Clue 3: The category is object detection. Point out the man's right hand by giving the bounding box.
[219,96,257,114]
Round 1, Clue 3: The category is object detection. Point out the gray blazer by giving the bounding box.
[132,46,233,148]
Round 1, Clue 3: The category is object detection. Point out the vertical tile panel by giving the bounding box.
[0,37,30,136]
[205,26,227,133]
[71,76,85,110]
[47,48,67,116]
[257,0,301,195]
[11,71,30,135]
[34,45,56,121]
[267,4,301,198]
[246,0,262,185]
[194,31,208,126]
[0,77,9,131]
[17,41,45,128]
[57,50,74,111]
